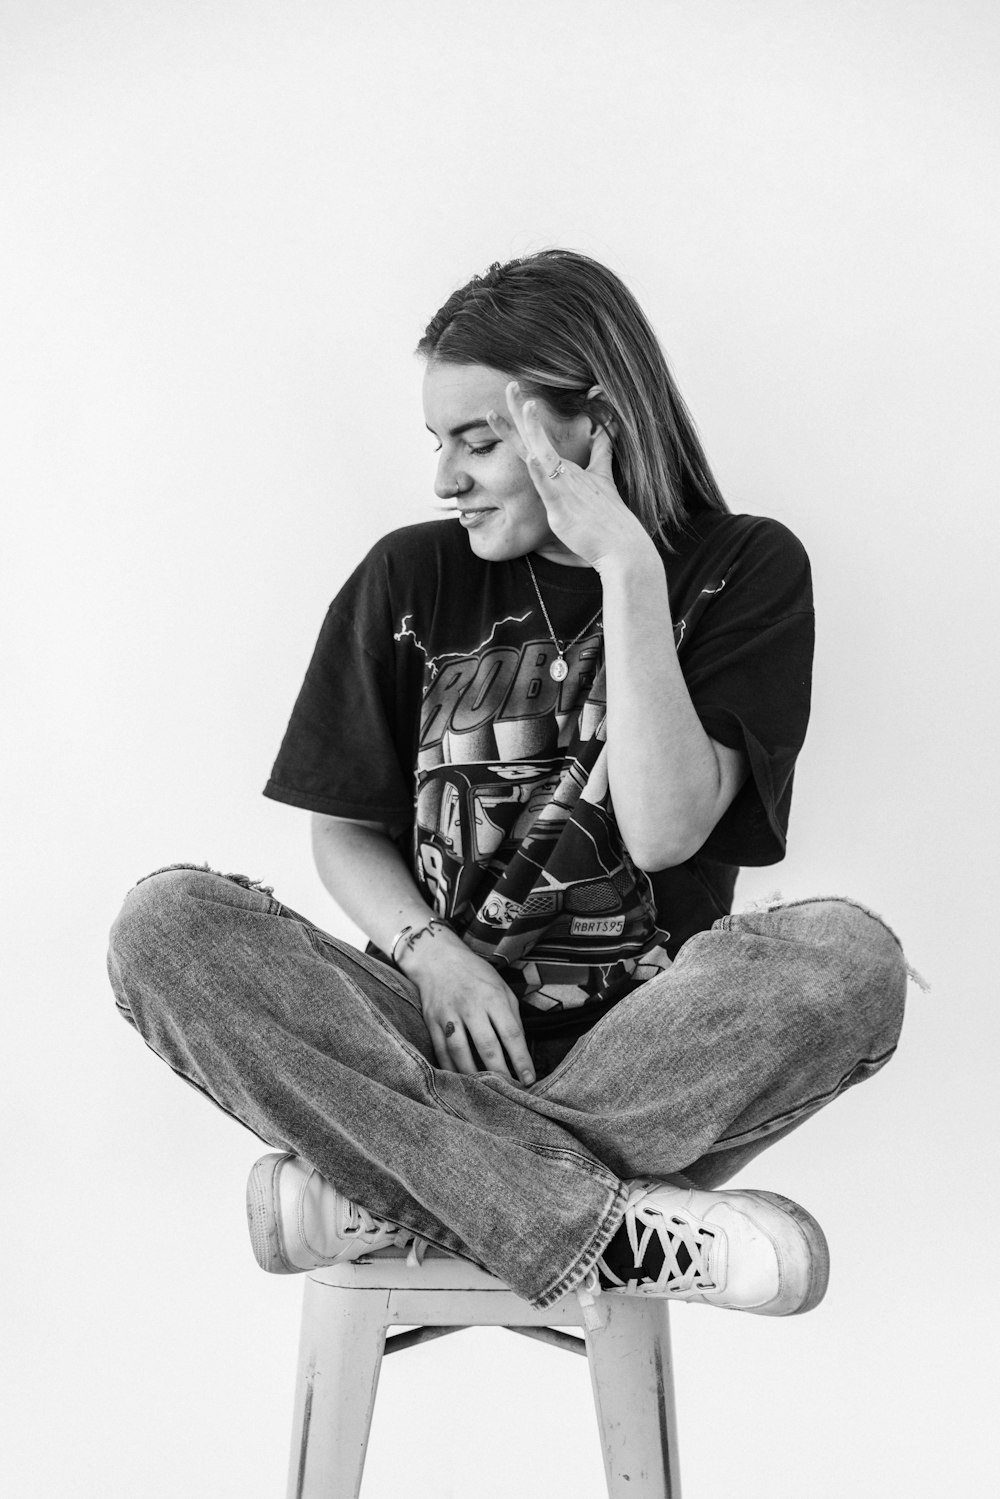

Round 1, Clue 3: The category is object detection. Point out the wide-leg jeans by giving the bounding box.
[107,866,908,1310]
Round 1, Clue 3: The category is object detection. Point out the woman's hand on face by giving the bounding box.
[486,381,651,571]
[402,931,535,1087]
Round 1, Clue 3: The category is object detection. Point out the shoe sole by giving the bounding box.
[246,1152,297,1274]
[751,1190,831,1315]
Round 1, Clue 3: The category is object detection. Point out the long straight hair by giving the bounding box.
[416,250,728,545]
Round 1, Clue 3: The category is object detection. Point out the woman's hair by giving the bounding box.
[416,249,728,543]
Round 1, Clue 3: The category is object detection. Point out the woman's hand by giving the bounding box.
[486,380,652,572]
[401,928,535,1087]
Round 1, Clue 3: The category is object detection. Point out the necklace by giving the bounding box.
[524,556,603,681]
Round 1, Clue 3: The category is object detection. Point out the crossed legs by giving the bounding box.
[108,867,907,1307]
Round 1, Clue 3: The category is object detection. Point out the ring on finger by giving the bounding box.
[444,1021,457,1038]
[548,460,565,480]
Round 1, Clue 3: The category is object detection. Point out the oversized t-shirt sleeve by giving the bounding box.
[679,520,814,866]
[263,545,416,827]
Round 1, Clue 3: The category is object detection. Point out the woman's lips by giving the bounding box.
[458,508,497,529]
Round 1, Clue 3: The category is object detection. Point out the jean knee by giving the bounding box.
[110,865,209,955]
[107,865,225,1019]
[773,896,909,1049]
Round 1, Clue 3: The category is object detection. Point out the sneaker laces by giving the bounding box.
[339,1196,429,1265]
[575,1266,607,1330]
[339,1197,395,1240]
[404,1236,430,1268]
[599,1196,719,1295]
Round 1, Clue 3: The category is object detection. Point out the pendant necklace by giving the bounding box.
[524,556,603,682]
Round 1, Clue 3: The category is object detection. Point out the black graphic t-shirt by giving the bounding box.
[264,511,813,1031]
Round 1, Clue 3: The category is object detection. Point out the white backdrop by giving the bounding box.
[3,2,998,1495]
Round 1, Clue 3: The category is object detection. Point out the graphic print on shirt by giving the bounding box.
[399,576,729,1011]
[396,618,619,1007]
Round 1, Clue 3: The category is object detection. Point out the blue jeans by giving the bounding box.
[107,866,907,1310]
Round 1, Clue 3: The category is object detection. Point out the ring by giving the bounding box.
[444,1021,457,1038]
[548,461,565,480]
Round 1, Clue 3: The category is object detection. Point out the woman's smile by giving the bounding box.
[457,505,498,528]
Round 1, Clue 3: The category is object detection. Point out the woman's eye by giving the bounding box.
[429,438,497,457]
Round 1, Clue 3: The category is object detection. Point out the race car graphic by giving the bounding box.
[414,760,563,917]
[414,757,663,970]
[472,855,651,964]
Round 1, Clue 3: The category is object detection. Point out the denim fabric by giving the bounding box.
[107,867,907,1309]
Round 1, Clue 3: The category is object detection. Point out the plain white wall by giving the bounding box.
[3,1,998,1494]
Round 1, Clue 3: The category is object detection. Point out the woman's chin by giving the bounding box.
[465,528,525,562]
[463,519,561,564]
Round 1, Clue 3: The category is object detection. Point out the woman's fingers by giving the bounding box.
[492,1005,535,1085]
[518,398,563,478]
[502,382,563,476]
[500,379,614,488]
[587,423,615,477]
[431,1008,534,1085]
[446,1016,512,1079]
[486,406,527,462]
[462,1009,523,1083]
[414,944,535,1084]
[439,1020,482,1077]
[428,1023,460,1072]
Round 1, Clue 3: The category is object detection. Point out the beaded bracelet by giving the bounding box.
[389,918,451,967]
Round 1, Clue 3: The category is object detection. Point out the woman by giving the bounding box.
[108,250,908,1315]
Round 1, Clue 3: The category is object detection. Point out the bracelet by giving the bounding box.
[388,926,413,966]
[389,918,451,967]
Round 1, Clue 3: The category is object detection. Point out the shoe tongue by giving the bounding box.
[598,1220,669,1286]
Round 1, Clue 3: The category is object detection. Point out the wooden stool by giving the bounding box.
[286,1250,681,1498]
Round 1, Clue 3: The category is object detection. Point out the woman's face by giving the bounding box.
[422,361,593,566]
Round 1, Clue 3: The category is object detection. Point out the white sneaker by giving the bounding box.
[595,1179,829,1315]
[246,1153,427,1274]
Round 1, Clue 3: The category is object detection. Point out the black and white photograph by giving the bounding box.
[4,3,997,1496]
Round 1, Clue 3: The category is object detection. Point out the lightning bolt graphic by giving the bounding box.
[393,614,429,655]
[674,578,726,648]
[394,610,533,680]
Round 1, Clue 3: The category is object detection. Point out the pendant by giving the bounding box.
[550,656,569,682]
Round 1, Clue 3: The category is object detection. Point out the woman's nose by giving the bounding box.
[434,454,466,499]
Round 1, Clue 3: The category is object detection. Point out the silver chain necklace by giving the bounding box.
[524,556,603,681]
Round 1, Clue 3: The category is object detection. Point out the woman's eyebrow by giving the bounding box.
[425,418,494,438]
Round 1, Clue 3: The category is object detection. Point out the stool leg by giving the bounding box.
[286,1278,390,1499]
[584,1298,682,1498]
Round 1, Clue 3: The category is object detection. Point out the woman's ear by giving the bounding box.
[586,384,618,439]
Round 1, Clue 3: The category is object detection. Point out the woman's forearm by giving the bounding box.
[311,812,534,1081]
[599,541,745,870]
[310,813,436,956]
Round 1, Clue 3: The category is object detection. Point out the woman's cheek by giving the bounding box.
[494,454,525,493]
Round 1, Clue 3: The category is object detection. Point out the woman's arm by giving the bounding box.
[311,813,437,958]
[311,814,536,1086]
[599,542,747,870]
[488,387,746,871]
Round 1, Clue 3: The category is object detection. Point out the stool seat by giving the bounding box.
[287,1249,681,1498]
